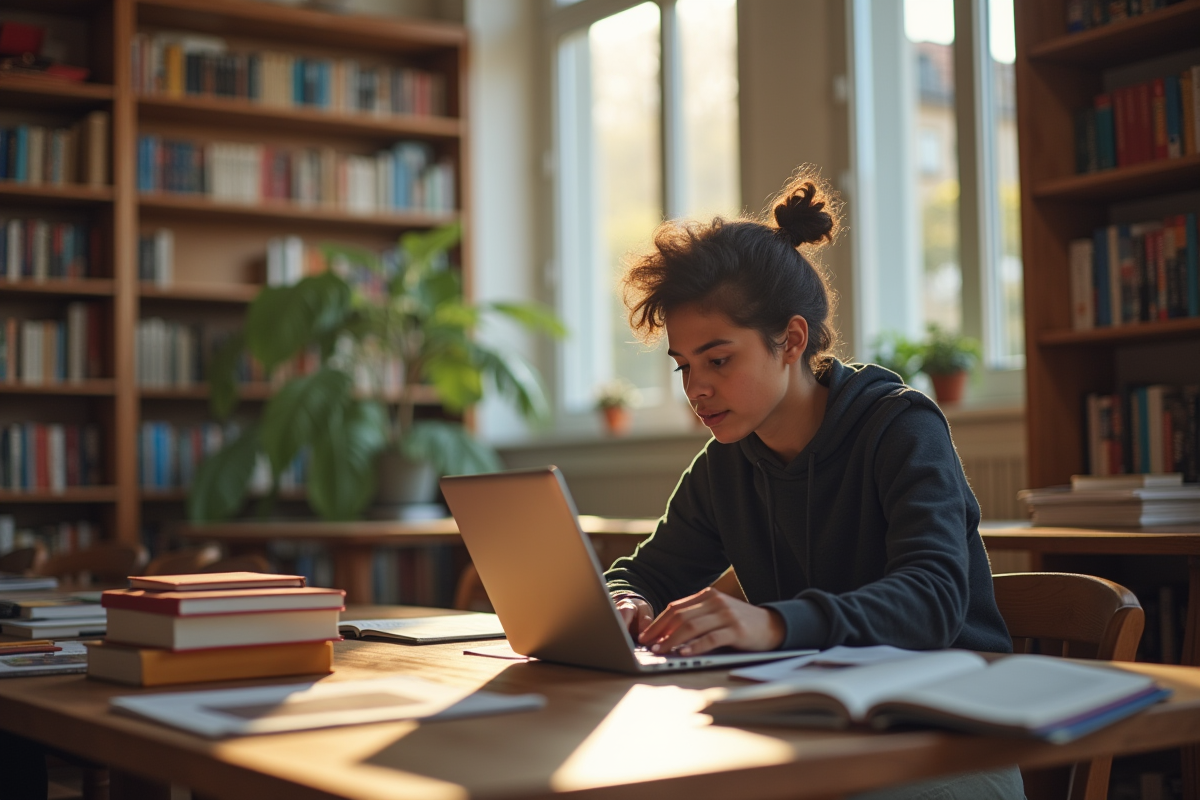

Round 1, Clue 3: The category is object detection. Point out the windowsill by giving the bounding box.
[939,401,1024,425]
[495,427,712,453]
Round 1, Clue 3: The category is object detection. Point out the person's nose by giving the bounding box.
[684,371,712,404]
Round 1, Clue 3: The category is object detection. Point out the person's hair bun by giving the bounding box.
[772,174,839,248]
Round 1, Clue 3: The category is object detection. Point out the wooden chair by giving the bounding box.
[142,544,222,576]
[37,542,148,586]
[0,543,47,575]
[992,572,1145,800]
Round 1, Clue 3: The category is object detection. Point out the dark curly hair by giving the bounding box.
[622,165,841,374]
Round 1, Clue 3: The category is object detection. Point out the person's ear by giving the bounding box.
[782,316,809,365]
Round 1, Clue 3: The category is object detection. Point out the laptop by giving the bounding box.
[440,466,817,674]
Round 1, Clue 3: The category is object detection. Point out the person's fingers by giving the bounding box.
[639,589,720,643]
[677,626,737,656]
[649,610,726,653]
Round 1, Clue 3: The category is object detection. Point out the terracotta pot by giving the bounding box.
[929,371,969,405]
[601,406,632,436]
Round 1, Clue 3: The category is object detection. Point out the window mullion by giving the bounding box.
[660,0,684,220]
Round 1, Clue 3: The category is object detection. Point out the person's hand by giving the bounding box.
[614,594,655,637]
[638,587,785,655]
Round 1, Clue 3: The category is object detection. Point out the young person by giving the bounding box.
[604,169,1024,800]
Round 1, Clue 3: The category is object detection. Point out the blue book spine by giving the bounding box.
[1095,98,1116,170]
[294,59,304,105]
[1165,74,1183,158]
[1188,212,1199,318]
[14,126,28,183]
[1093,227,1111,326]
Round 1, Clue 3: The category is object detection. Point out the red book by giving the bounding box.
[1152,78,1168,161]
[127,571,306,592]
[101,586,344,616]
[1135,82,1153,164]
[0,22,44,57]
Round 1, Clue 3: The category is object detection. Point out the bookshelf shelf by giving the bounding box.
[137,96,463,142]
[137,194,457,232]
[1032,153,1200,202]
[135,0,465,54]
[138,283,259,304]
[0,77,114,109]
[0,279,115,297]
[141,489,306,502]
[1028,0,1200,68]
[0,381,116,396]
[0,487,118,504]
[1040,318,1200,347]
[137,383,441,405]
[0,182,113,206]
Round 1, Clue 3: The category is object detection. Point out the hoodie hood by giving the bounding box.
[739,360,921,474]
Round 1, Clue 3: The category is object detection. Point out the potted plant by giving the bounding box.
[187,223,566,522]
[917,323,981,405]
[869,331,923,385]
[595,378,641,436]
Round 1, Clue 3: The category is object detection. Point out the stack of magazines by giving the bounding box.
[1018,473,1200,527]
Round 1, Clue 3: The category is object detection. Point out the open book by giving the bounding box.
[338,613,505,644]
[703,651,1169,743]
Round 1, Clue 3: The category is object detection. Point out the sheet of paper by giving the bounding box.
[110,676,546,737]
[730,645,926,682]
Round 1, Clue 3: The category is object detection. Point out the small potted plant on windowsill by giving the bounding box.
[918,324,981,406]
[595,378,641,436]
[869,331,923,385]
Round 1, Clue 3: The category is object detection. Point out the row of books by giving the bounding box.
[139,421,223,490]
[1075,66,1200,173]
[137,229,174,287]
[0,305,106,384]
[1084,386,1200,478]
[131,33,448,118]
[0,112,110,187]
[1019,473,1200,526]
[0,423,103,491]
[1067,213,1198,329]
[136,136,456,213]
[2,218,98,281]
[1067,0,1185,33]
[0,515,98,558]
[136,317,201,387]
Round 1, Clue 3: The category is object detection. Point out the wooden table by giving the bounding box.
[7,612,1200,800]
[179,517,658,605]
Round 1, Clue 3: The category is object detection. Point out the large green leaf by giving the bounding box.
[187,427,261,522]
[473,345,550,421]
[424,352,483,411]
[400,223,462,274]
[401,420,499,477]
[245,273,352,372]
[207,331,245,421]
[489,301,568,339]
[260,367,353,474]
[307,399,388,520]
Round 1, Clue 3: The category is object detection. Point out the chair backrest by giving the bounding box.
[37,542,149,586]
[993,572,1145,800]
[992,572,1144,661]
[0,544,47,575]
[142,545,222,577]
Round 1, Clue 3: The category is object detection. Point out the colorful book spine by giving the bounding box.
[0,423,101,491]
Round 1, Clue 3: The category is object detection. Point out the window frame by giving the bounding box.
[848,0,1024,407]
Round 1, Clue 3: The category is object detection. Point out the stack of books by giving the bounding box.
[87,571,343,687]
[1018,473,1200,527]
[0,592,106,639]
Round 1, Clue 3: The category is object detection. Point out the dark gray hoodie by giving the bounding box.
[604,359,1012,653]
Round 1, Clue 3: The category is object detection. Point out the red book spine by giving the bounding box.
[1135,82,1153,164]
[1152,78,1168,161]
[65,425,79,487]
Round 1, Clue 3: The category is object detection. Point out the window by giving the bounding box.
[851,0,1023,404]
[551,0,740,431]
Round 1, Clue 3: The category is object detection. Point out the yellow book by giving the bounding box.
[165,43,184,98]
[86,640,333,687]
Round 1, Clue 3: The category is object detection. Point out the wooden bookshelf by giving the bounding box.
[1040,318,1200,348]
[1027,0,1200,67]
[137,383,442,404]
[0,279,115,297]
[1032,152,1200,202]
[0,0,469,550]
[0,381,116,396]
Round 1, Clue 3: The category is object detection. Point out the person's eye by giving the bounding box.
[673,363,689,373]
[710,357,728,368]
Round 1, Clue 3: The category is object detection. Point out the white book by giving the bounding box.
[21,320,40,384]
[1,617,107,638]
[703,652,1167,743]
[32,220,49,281]
[1069,238,1094,330]
[266,237,282,286]
[47,424,64,492]
[283,236,304,285]
[154,229,173,287]
[106,607,341,650]
[6,219,20,279]
[109,675,546,738]
[1071,473,1184,492]
[27,127,45,185]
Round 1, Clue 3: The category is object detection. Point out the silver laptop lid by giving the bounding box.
[441,467,642,672]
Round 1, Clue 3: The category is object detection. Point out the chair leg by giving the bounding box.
[1067,757,1113,800]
